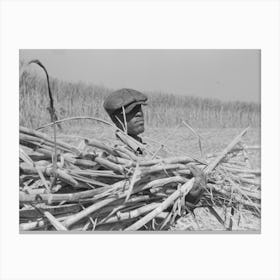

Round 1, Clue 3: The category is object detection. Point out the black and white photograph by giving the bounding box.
[1,0,280,279]
[19,49,261,232]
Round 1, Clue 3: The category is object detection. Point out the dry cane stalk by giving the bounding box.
[113,149,135,161]
[94,157,125,174]
[115,130,148,155]
[19,184,114,204]
[98,203,161,225]
[20,203,83,219]
[28,60,60,188]
[221,166,261,175]
[182,120,204,158]
[125,178,195,231]
[140,163,188,176]
[138,155,203,167]
[84,138,119,157]
[20,216,67,231]
[20,148,50,192]
[125,162,140,202]
[28,201,67,231]
[62,197,117,228]
[20,163,79,188]
[204,127,249,174]
[106,155,133,167]
[65,157,97,168]
[43,211,68,231]
[36,116,114,131]
[114,146,139,161]
[122,106,128,134]
[20,128,80,155]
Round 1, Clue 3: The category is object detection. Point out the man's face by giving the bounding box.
[125,104,145,136]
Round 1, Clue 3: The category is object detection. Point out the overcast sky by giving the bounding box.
[20,49,260,103]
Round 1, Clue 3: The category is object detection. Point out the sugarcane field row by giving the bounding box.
[19,123,261,231]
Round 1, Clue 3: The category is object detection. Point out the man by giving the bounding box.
[103,88,206,206]
[103,88,147,144]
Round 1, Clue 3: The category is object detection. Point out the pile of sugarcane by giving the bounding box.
[19,125,261,231]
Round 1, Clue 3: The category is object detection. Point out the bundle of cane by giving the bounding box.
[19,126,260,231]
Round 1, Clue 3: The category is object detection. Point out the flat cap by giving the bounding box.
[103,88,148,115]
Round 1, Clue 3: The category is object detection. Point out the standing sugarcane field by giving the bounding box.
[19,50,261,232]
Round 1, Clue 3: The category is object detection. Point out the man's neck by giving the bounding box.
[128,133,142,143]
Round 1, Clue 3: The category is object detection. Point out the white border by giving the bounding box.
[1,1,279,280]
